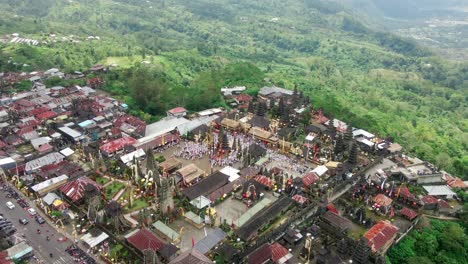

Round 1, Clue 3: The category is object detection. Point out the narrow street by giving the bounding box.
[1,182,98,264]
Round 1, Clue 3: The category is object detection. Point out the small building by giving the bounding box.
[353,129,375,140]
[220,166,240,182]
[159,157,183,174]
[245,243,272,264]
[221,86,246,96]
[152,220,180,244]
[42,192,61,207]
[319,211,352,238]
[270,242,293,264]
[0,157,16,170]
[399,207,418,221]
[182,171,230,200]
[99,136,137,157]
[421,195,439,210]
[57,126,84,142]
[197,108,223,117]
[25,152,64,173]
[168,249,212,264]
[31,174,69,196]
[124,228,172,258]
[302,172,319,189]
[221,118,240,131]
[364,220,399,254]
[167,107,187,118]
[258,86,293,98]
[120,149,146,166]
[5,241,33,261]
[423,185,456,199]
[176,163,205,187]
[373,194,393,214]
[193,228,227,255]
[312,165,328,177]
[81,231,109,248]
[184,211,204,229]
[59,176,101,204]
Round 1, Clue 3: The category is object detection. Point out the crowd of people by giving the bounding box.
[265,150,310,176]
[173,141,210,160]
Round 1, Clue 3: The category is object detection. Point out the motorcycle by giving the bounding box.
[37,229,41,234]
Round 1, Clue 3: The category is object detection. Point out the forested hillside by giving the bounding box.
[0,0,466,178]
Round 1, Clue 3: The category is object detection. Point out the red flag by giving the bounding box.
[191,237,195,247]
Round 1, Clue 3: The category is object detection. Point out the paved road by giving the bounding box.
[1,185,74,264]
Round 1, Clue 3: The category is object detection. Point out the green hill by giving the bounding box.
[0,0,466,178]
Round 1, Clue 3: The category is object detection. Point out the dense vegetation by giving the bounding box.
[387,219,468,264]
[0,0,466,178]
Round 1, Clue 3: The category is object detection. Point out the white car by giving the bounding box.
[6,201,15,210]
[27,208,37,216]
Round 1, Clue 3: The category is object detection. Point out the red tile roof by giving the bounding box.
[421,195,438,205]
[16,99,35,108]
[17,119,40,128]
[37,143,53,153]
[254,175,274,188]
[36,110,57,120]
[399,207,418,220]
[292,194,307,205]
[246,243,272,264]
[373,194,393,207]
[114,115,146,134]
[127,228,165,252]
[233,94,253,103]
[99,136,137,154]
[59,176,101,203]
[302,172,319,187]
[398,186,416,200]
[28,106,50,116]
[437,199,452,209]
[168,107,187,114]
[364,220,398,253]
[445,175,467,189]
[270,242,291,263]
[16,126,34,136]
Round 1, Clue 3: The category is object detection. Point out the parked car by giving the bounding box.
[35,216,45,224]
[1,227,16,236]
[6,201,15,209]
[19,218,29,225]
[0,222,13,229]
[27,208,37,216]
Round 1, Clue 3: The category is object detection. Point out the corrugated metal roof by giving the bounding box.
[145,117,189,137]
[31,174,68,193]
[152,221,180,242]
[193,228,226,254]
[26,152,64,172]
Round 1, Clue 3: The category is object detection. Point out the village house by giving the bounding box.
[318,211,352,238]
[99,136,137,157]
[221,86,246,96]
[176,163,206,187]
[167,107,187,118]
[59,176,102,204]
[364,220,399,255]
